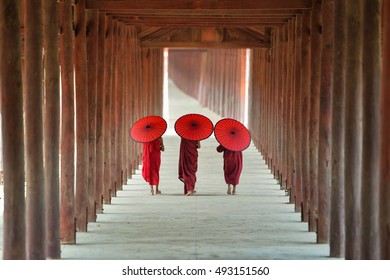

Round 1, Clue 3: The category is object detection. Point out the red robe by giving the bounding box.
[216,144,243,185]
[178,138,199,194]
[142,138,162,186]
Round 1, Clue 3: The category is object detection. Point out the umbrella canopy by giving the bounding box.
[214,118,251,151]
[174,113,214,141]
[130,115,167,143]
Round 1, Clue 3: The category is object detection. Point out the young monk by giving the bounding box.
[142,137,165,195]
[178,138,200,196]
[216,144,243,195]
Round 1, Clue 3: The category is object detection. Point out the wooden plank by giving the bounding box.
[59,0,76,245]
[43,0,61,259]
[0,0,26,260]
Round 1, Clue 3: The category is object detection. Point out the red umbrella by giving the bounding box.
[174,113,214,141]
[214,118,251,151]
[130,116,167,143]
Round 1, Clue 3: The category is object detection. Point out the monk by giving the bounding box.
[216,144,243,195]
[142,137,165,195]
[178,138,200,196]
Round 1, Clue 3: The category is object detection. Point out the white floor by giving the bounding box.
[0,81,334,260]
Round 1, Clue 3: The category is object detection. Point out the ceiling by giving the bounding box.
[86,0,312,48]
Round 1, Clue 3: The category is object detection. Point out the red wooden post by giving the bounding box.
[308,0,322,232]
[285,19,296,195]
[95,13,106,214]
[115,24,125,191]
[110,20,118,197]
[361,0,381,259]
[330,0,346,258]
[43,0,61,259]
[25,0,46,259]
[0,0,26,260]
[300,9,312,222]
[74,0,89,232]
[344,0,363,260]
[294,14,303,212]
[380,0,390,260]
[59,0,75,244]
[317,0,333,244]
[103,16,113,204]
[86,9,99,222]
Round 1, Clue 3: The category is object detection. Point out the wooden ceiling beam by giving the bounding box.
[100,9,302,16]
[116,17,288,27]
[86,0,312,10]
[140,41,271,49]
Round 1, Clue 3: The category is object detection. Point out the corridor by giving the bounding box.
[57,82,331,260]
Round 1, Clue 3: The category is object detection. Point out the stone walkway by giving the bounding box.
[60,82,331,260]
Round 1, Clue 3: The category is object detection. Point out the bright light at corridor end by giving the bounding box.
[163,48,169,122]
[162,48,250,128]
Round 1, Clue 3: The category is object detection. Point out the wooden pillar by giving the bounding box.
[86,9,99,223]
[43,0,60,259]
[287,20,295,195]
[122,28,129,184]
[308,0,322,232]
[127,26,136,177]
[95,13,106,214]
[272,27,284,182]
[0,0,26,260]
[74,0,89,232]
[330,0,346,257]
[25,0,46,259]
[110,20,118,197]
[300,9,312,222]
[59,0,75,244]
[294,15,303,212]
[115,24,124,191]
[381,0,390,260]
[344,0,363,260]
[317,0,333,244]
[103,16,113,204]
[361,0,381,259]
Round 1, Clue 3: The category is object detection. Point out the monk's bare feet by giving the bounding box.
[232,188,236,195]
[185,190,194,196]
[156,190,161,195]
[227,185,232,195]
